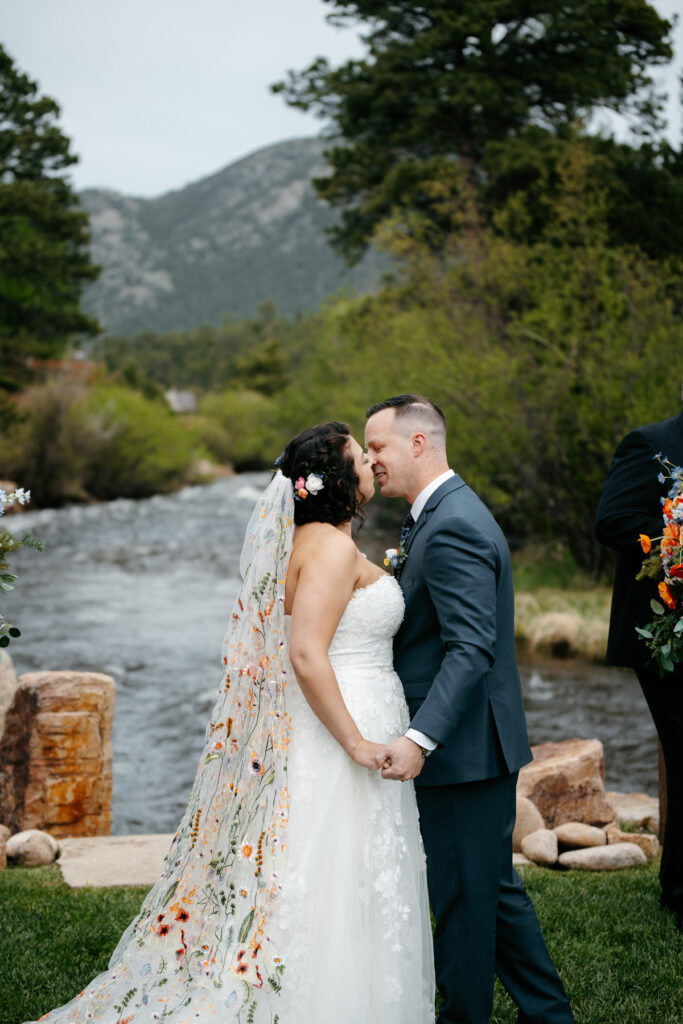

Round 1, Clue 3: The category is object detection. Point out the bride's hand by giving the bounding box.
[349,738,391,771]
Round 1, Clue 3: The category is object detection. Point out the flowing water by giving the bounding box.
[6,474,658,835]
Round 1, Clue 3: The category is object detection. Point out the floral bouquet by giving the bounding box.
[0,487,44,649]
[635,455,683,676]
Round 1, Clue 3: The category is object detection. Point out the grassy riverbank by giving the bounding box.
[512,547,612,662]
[2,861,681,1023]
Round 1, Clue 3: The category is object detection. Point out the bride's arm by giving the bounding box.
[288,533,386,771]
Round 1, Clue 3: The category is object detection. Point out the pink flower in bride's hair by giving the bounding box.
[294,477,305,490]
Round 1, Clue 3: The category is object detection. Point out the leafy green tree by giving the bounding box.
[482,127,683,260]
[0,45,99,388]
[102,303,299,393]
[271,145,682,571]
[273,0,674,261]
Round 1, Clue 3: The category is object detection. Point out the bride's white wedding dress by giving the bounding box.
[26,574,434,1024]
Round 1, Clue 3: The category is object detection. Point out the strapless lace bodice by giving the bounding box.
[285,574,408,739]
[328,573,404,671]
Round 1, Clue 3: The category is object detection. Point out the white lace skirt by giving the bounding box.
[269,658,435,1023]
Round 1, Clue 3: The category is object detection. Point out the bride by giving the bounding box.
[27,421,435,1024]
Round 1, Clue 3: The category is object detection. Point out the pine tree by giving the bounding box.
[0,45,100,389]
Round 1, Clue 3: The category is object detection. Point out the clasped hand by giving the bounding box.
[350,736,425,781]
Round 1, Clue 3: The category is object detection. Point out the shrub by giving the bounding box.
[197,389,280,470]
[0,383,193,505]
[0,381,93,505]
[79,386,192,500]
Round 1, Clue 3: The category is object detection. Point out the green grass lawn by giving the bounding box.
[2,861,682,1023]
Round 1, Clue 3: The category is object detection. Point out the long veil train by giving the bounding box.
[31,471,295,1021]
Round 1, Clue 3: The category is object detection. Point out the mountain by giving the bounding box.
[79,138,385,336]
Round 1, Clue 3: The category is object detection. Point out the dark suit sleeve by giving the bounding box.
[409,518,497,746]
[594,429,663,552]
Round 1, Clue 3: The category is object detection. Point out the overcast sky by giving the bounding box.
[2,0,681,198]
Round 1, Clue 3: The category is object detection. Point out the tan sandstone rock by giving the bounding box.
[517,738,616,829]
[0,671,115,838]
[0,649,18,738]
[604,824,661,860]
[558,843,647,870]
[0,824,10,842]
[6,828,59,866]
[513,796,546,853]
[521,829,558,866]
[0,837,6,870]
[606,791,659,833]
[554,822,607,849]
[58,834,174,888]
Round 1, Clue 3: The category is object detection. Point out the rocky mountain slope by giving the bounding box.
[79,138,384,336]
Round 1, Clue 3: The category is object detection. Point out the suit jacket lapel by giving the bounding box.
[403,474,466,555]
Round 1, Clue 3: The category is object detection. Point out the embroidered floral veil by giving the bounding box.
[102,470,295,1005]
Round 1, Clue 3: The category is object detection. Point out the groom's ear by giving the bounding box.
[411,432,427,456]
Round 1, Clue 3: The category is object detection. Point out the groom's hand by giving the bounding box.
[378,737,425,780]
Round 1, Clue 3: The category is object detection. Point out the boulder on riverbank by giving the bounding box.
[0,671,115,838]
[5,828,59,866]
[558,843,647,871]
[513,796,546,853]
[517,738,617,829]
[521,829,558,865]
[554,822,607,849]
[606,790,659,834]
[0,650,18,739]
[604,823,660,860]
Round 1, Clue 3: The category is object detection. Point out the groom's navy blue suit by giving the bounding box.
[394,475,574,1024]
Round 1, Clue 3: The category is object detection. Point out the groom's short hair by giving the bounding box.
[366,394,447,442]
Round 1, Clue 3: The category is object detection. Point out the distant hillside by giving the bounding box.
[79,138,385,336]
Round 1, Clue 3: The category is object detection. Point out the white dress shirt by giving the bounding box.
[404,470,455,753]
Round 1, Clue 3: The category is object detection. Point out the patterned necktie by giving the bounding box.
[400,512,416,550]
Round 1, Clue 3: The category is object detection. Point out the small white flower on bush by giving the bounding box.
[305,473,324,494]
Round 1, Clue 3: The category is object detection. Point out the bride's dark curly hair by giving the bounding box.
[279,421,364,527]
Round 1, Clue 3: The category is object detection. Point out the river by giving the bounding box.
[6,474,657,835]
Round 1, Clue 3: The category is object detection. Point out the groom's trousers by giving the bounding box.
[636,667,683,913]
[416,772,574,1024]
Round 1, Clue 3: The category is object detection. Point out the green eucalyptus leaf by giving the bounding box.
[650,599,666,616]
[674,618,683,634]
[635,627,653,639]
[661,657,675,673]
[160,880,179,908]
[238,908,255,944]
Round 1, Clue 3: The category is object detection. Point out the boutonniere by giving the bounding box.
[384,544,407,575]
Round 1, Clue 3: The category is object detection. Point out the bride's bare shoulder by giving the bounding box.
[293,522,356,559]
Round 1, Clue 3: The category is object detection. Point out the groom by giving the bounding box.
[366,395,574,1024]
